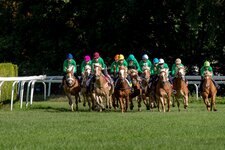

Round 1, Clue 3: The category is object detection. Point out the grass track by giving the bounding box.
[0,96,225,150]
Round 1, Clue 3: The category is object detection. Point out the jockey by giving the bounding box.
[139,54,152,73]
[151,58,159,75]
[199,61,220,92]
[171,58,184,77]
[116,54,128,72]
[80,55,92,77]
[149,58,159,83]
[156,58,172,84]
[114,54,132,87]
[61,53,79,87]
[87,52,113,92]
[126,54,141,73]
[110,54,120,78]
[171,58,188,84]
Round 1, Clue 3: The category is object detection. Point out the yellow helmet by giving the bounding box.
[118,54,125,60]
[204,61,210,67]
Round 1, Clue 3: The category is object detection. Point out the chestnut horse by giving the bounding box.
[140,66,151,110]
[128,69,142,111]
[155,69,172,112]
[201,70,217,111]
[114,66,131,113]
[81,65,92,111]
[63,66,81,111]
[173,66,189,111]
[92,63,114,111]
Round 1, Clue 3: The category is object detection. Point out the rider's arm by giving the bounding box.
[71,59,77,73]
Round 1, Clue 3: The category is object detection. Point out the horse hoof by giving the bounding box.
[214,109,217,111]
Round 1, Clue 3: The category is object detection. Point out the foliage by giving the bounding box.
[0,0,225,75]
[0,63,18,101]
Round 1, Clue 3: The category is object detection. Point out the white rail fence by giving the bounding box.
[0,75,46,111]
[1,75,225,111]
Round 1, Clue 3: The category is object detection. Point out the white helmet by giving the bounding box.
[159,58,164,64]
[142,54,149,60]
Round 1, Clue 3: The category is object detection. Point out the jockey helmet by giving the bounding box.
[159,58,164,64]
[114,54,119,61]
[84,55,91,62]
[153,58,159,64]
[128,54,135,61]
[204,61,210,67]
[175,58,181,64]
[93,52,100,59]
[142,54,149,60]
[67,53,73,59]
[118,54,125,60]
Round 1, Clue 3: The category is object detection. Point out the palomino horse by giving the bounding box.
[63,66,81,111]
[201,70,217,111]
[81,65,92,111]
[128,69,142,111]
[114,66,131,113]
[92,63,114,111]
[140,66,151,110]
[173,66,189,111]
[155,69,172,112]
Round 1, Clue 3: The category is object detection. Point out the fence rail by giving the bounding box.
[1,75,225,111]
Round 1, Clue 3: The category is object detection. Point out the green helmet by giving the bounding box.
[128,54,135,61]
[204,61,210,67]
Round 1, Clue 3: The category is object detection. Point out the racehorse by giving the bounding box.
[63,66,81,111]
[81,65,92,111]
[201,70,217,111]
[114,66,131,113]
[140,66,151,110]
[92,63,114,111]
[128,69,142,111]
[155,69,172,112]
[172,66,189,111]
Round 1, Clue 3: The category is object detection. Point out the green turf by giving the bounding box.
[0,96,225,150]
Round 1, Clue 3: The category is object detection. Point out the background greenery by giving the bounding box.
[0,0,225,75]
[0,96,225,150]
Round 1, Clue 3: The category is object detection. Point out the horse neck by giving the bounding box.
[175,77,186,88]
[204,77,212,85]
[95,74,107,85]
[117,78,129,88]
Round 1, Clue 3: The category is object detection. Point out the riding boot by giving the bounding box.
[212,79,220,90]
[60,76,66,89]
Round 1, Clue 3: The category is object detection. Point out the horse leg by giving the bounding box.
[184,94,188,110]
[211,94,217,111]
[166,96,171,112]
[138,95,142,111]
[130,97,134,110]
[75,94,79,111]
[203,96,210,111]
[67,94,74,111]
[119,97,124,113]
[176,97,180,112]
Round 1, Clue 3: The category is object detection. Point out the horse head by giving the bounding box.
[177,66,186,81]
[65,69,77,87]
[159,69,168,84]
[118,66,127,79]
[84,65,91,77]
[204,70,212,79]
[94,63,102,79]
[142,66,151,80]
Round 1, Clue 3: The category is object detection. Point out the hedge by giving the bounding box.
[0,63,18,102]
